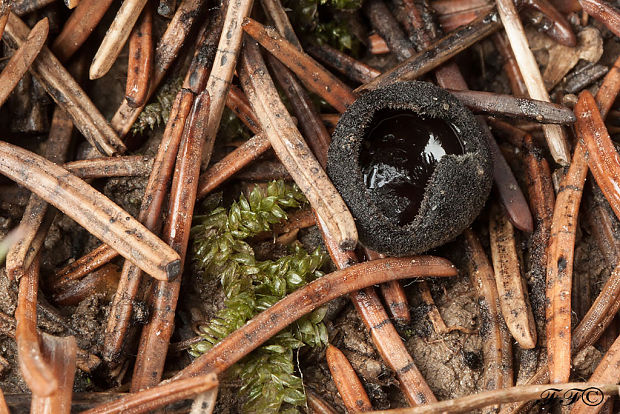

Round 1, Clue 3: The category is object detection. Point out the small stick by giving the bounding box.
[306,388,340,414]
[0,142,181,282]
[196,133,271,199]
[16,258,57,397]
[0,17,48,108]
[30,333,77,414]
[125,6,153,108]
[366,383,619,414]
[448,90,576,124]
[365,248,411,325]
[52,0,119,63]
[4,13,126,156]
[242,18,356,113]
[578,0,620,38]
[89,0,149,79]
[157,0,177,17]
[64,156,154,179]
[81,373,218,414]
[579,90,620,222]
[131,91,210,391]
[546,102,590,383]
[363,0,415,61]
[326,344,373,412]
[464,229,513,405]
[305,42,382,85]
[110,0,204,137]
[354,11,501,93]
[103,89,194,364]
[53,244,119,287]
[172,256,456,380]
[12,0,55,16]
[570,333,620,414]
[495,0,570,165]
[489,204,537,349]
[241,40,357,250]
[6,106,74,282]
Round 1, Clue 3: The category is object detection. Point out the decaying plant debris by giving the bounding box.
[0,0,620,412]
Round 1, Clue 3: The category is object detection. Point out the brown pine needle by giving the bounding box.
[4,12,126,156]
[51,0,115,62]
[132,91,210,391]
[546,91,594,382]
[489,204,537,349]
[242,17,356,113]
[81,373,218,414]
[240,39,358,250]
[89,0,149,79]
[172,256,456,380]
[197,133,271,199]
[326,344,373,412]
[16,258,57,397]
[0,142,181,282]
[125,6,153,108]
[495,0,570,165]
[578,0,620,38]
[0,17,47,108]
[110,0,204,137]
[63,156,154,179]
[367,383,619,414]
[53,244,119,288]
[30,333,77,414]
[579,90,620,222]
[103,89,194,364]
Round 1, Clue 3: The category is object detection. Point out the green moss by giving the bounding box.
[191,181,328,413]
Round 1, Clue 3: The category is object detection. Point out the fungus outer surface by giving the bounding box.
[327,81,492,256]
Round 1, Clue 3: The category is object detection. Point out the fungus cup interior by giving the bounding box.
[360,109,465,226]
[327,81,492,256]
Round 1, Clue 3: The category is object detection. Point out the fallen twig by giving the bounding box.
[0,142,181,282]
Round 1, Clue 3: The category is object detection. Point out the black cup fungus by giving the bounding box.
[327,81,493,256]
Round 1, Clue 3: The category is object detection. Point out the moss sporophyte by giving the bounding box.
[190,181,328,413]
